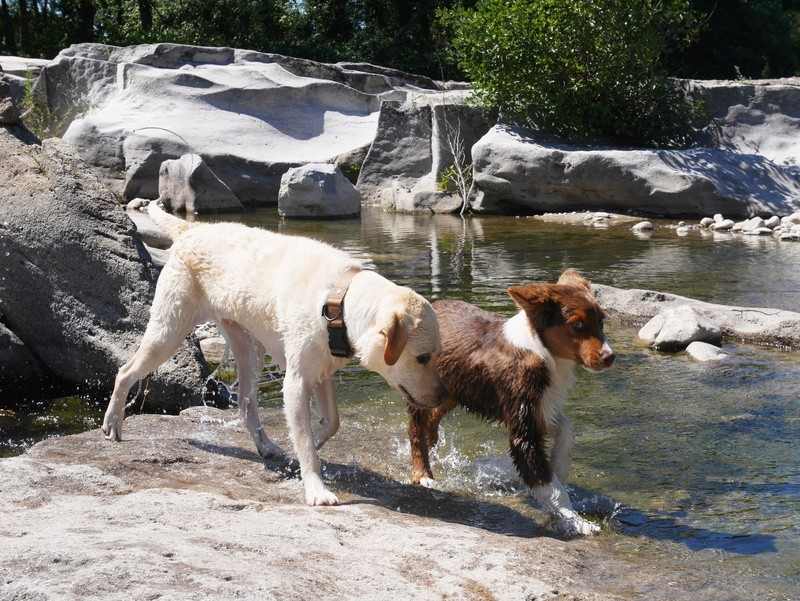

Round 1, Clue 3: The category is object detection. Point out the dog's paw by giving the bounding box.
[101,418,122,442]
[255,432,286,459]
[304,480,339,506]
[558,514,601,538]
[417,477,438,489]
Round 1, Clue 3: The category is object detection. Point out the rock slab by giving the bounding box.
[0,406,713,600]
[158,153,243,213]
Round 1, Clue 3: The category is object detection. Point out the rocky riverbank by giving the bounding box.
[0,405,753,601]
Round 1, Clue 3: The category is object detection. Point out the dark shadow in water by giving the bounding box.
[570,484,778,555]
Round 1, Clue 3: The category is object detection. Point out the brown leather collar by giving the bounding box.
[322,267,361,358]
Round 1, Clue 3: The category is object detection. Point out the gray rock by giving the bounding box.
[685,341,731,362]
[0,73,20,125]
[711,219,736,230]
[595,284,800,349]
[158,154,243,214]
[764,215,781,229]
[34,43,439,205]
[357,93,492,213]
[0,128,212,411]
[0,406,711,600]
[278,163,360,219]
[640,306,723,352]
[700,217,715,227]
[126,207,173,250]
[469,125,800,216]
[0,322,48,391]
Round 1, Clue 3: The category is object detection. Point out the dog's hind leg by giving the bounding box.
[313,377,339,450]
[283,369,338,506]
[102,265,199,442]
[408,396,457,487]
[222,319,284,458]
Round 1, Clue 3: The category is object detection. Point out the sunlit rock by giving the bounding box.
[278,163,360,219]
[158,153,243,214]
[33,43,440,206]
[0,125,213,408]
[686,341,731,362]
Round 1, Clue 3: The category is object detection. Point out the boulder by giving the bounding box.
[158,153,243,213]
[278,163,361,219]
[0,72,20,125]
[0,126,213,411]
[637,305,723,351]
[0,323,48,392]
[469,125,800,217]
[33,43,441,205]
[357,92,493,213]
[594,284,800,349]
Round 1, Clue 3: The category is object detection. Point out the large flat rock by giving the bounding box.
[36,43,438,205]
[0,406,731,600]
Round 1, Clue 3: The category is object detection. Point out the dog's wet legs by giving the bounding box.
[408,396,456,487]
[102,265,199,442]
[532,475,600,537]
[222,320,285,459]
[313,377,339,450]
[549,411,575,483]
[283,370,339,506]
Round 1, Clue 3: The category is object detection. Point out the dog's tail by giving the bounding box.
[147,202,198,240]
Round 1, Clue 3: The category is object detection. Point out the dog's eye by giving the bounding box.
[416,353,432,365]
[572,321,586,332]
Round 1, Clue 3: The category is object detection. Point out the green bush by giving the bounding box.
[442,0,705,147]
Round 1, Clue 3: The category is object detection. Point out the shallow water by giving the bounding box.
[3,208,800,599]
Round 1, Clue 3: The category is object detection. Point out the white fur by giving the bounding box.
[102,204,443,507]
[503,310,597,536]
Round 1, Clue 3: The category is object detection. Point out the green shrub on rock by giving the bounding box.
[442,0,705,147]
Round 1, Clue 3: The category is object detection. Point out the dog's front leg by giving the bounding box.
[313,377,339,450]
[550,412,575,483]
[532,476,600,537]
[283,371,339,506]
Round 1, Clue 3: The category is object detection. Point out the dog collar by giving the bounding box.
[322,267,361,358]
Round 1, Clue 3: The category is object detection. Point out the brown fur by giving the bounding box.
[408,269,614,490]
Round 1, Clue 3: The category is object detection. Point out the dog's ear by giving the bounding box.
[381,313,418,366]
[557,268,591,292]
[508,285,558,329]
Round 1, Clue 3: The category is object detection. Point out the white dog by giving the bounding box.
[103,203,446,506]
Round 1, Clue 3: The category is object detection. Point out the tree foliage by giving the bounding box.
[441,0,704,146]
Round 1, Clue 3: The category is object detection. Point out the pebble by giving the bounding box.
[711,219,735,231]
[700,217,715,228]
[631,221,653,232]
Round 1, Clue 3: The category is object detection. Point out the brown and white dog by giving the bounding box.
[103,203,446,507]
[407,269,614,536]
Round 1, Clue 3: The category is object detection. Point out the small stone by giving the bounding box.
[741,216,766,232]
[711,219,735,231]
[764,215,781,229]
[631,221,653,232]
[676,226,690,236]
[686,341,730,362]
[713,213,724,223]
[700,217,715,228]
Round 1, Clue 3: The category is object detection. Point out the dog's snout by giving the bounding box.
[600,345,615,368]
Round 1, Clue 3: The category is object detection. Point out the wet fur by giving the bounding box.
[103,203,446,507]
[408,269,614,536]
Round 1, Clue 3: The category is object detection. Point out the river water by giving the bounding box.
[2,208,799,599]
